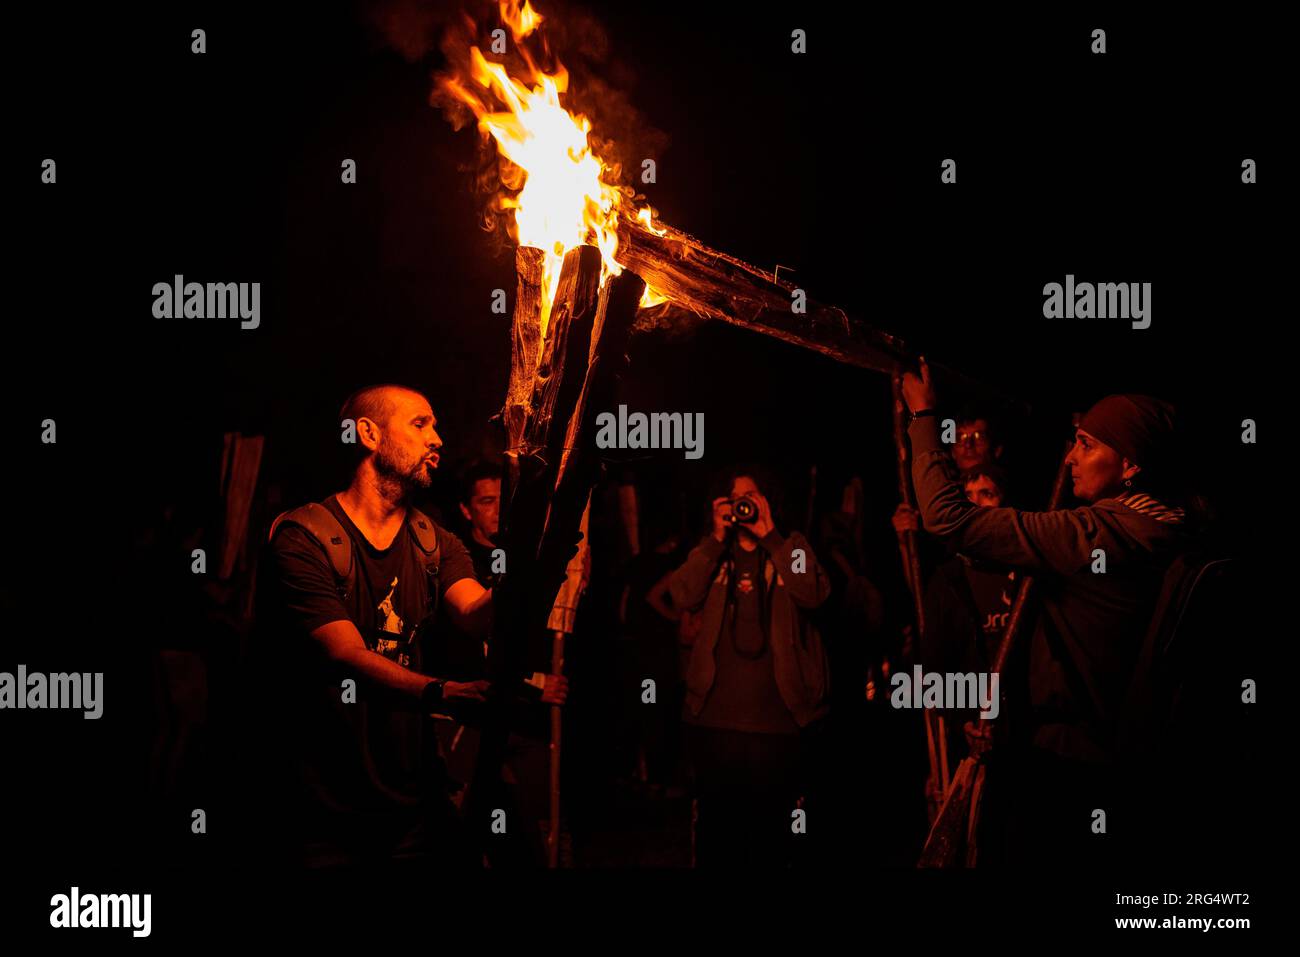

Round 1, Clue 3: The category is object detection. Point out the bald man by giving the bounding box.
[255,384,566,869]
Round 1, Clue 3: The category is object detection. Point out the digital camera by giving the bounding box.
[728,497,758,524]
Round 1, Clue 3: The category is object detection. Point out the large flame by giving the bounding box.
[440,0,666,330]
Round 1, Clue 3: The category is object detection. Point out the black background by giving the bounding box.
[5,1,1281,941]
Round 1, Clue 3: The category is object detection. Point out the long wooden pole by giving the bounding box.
[482,243,643,862]
[544,499,590,867]
[890,376,945,814]
[547,630,564,866]
[890,377,926,633]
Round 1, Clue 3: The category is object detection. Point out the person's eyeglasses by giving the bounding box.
[956,431,989,446]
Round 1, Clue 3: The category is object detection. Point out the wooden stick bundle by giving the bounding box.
[470,245,644,863]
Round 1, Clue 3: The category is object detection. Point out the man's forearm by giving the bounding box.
[461,586,493,634]
[446,582,494,635]
[333,644,434,700]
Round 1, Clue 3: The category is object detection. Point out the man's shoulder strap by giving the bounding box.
[407,507,442,569]
[407,509,443,615]
[268,502,353,583]
[268,500,441,584]
[267,501,356,582]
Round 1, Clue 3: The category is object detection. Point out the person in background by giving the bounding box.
[902,362,1191,866]
[669,465,831,866]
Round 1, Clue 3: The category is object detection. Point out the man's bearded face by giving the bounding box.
[375,432,434,489]
[371,392,442,491]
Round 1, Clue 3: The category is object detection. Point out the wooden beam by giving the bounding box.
[504,244,603,573]
[503,246,546,458]
[472,245,605,849]
[617,217,1031,414]
[533,268,644,610]
[616,218,909,375]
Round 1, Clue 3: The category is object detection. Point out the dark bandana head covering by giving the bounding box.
[1078,394,1176,468]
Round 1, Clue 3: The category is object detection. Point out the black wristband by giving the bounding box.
[908,408,939,424]
[421,678,447,710]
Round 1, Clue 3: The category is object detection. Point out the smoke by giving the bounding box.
[363,0,669,251]
[363,0,460,62]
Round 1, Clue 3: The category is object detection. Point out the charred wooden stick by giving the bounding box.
[891,375,947,816]
[501,246,546,519]
[546,628,565,867]
[493,242,602,650]
[617,217,1029,414]
[890,376,926,631]
[520,268,642,866]
[503,248,546,452]
[473,246,604,845]
[501,245,603,578]
[218,432,264,581]
[923,711,942,824]
[938,715,951,794]
[535,268,645,598]
[618,218,908,374]
[525,246,603,470]
[543,499,591,868]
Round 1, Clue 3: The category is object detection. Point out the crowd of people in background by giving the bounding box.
[142,379,1250,871]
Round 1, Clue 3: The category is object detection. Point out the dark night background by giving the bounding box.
[5,0,1282,938]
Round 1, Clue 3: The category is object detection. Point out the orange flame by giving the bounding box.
[501,0,542,38]
[440,1,666,330]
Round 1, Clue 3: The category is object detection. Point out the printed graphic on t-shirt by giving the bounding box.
[373,576,413,667]
[736,571,755,595]
[980,570,1017,636]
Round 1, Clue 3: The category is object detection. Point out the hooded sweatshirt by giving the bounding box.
[669,530,832,728]
[909,417,1188,763]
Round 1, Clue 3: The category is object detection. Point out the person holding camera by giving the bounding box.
[668,467,831,866]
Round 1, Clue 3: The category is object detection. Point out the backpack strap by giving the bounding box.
[407,507,442,568]
[407,508,443,617]
[268,502,353,585]
[269,501,443,607]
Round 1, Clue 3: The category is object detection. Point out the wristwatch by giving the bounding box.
[422,678,447,710]
[908,408,939,425]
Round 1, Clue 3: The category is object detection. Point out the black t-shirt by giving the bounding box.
[258,495,477,861]
[466,537,503,591]
[919,556,1018,761]
[922,556,1017,674]
[425,536,497,684]
[964,564,1018,667]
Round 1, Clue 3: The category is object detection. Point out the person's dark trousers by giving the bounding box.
[795,717,830,866]
[299,794,481,871]
[1005,748,1117,869]
[637,634,682,787]
[499,731,551,867]
[392,795,482,868]
[688,726,802,867]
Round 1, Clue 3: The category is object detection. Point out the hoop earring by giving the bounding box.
[1124,479,1132,488]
